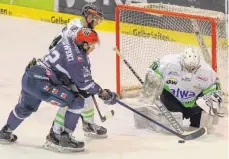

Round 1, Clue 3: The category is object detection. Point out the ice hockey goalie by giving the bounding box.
[134,48,223,133]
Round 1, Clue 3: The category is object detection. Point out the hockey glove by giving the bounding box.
[98,89,117,105]
[196,91,222,116]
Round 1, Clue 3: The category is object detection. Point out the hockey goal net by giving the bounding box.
[115,3,228,102]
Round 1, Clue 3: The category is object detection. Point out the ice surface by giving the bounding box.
[0,15,227,159]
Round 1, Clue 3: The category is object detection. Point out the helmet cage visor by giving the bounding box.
[88,8,104,24]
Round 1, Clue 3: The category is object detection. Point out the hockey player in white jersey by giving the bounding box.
[142,48,222,129]
[49,3,103,52]
[48,4,107,138]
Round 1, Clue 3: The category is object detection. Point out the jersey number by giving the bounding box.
[44,50,60,63]
[150,61,159,70]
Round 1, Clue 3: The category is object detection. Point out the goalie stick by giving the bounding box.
[191,19,211,65]
[92,95,114,122]
[114,47,184,135]
[117,99,207,140]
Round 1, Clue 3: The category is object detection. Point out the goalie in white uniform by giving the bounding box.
[143,48,222,129]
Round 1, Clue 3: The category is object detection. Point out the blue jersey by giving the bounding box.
[41,35,101,95]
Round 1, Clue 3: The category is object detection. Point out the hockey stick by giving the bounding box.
[92,95,115,122]
[114,47,184,134]
[191,19,211,65]
[116,100,207,140]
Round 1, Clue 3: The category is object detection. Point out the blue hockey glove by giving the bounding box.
[98,89,117,105]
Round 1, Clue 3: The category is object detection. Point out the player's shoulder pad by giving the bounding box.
[69,18,81,25]
[150,54,180,70]
[199,59,217,81]
[160,54,179,63]
[199,59,216,75]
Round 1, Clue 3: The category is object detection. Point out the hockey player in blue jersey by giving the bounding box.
[0,27,117,152]
[49,3,109,139]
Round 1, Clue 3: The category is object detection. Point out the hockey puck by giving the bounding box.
[178,140,185,143]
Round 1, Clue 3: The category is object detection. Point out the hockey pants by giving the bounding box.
[6,69,84,133]
[160,90,202,128]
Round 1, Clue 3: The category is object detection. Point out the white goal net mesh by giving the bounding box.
[116,3,228,104]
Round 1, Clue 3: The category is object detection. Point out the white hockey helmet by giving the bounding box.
[180,48,200,73]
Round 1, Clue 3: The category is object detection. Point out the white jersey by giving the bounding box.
[152,54,218,107]
[50,18,84,49]
[62,18,83,39]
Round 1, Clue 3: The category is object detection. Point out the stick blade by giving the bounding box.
[182,127,207,140]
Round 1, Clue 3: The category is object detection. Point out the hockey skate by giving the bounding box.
[82,120,107,138]
[0,125,17,144]
[43,128,84,153]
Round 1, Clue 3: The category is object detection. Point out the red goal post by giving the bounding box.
[115,3,227,98]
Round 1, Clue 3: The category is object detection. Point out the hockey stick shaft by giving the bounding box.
[191,19,211,65]
[115,47,144,85]
[114,47,184,134]
[117,100,206,140]
[92,95,105,121]
[92,95,114,122]
[116,100,178,135]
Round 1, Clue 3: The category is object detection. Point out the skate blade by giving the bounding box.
[43,141,84,153]
[84,132,108,139]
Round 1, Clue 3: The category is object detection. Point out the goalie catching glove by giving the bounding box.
[98,89,117,105]
[196,91,222,116]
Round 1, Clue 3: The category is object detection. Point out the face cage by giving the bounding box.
[91,14,104,24]
[180,61,200,73]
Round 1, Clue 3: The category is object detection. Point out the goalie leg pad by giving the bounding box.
[200,111,216,133]
[134,105,183,134]
[133,107,149,129]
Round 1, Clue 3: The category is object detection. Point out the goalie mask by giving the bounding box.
[180,48,201,80]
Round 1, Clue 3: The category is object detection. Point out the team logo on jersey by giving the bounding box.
[193,84,204,90]
[170,88,196,99]
[83,66,91,77]
[168,71,179,76]
[52,88,58,94]
[77,55,84,63]
[45,69,52,76]
[43,85,50,92]
[50,100,60,106]
[196,75,208,82]
[33,75,49,81]
[61,93,67,99]
[166,77,177,85]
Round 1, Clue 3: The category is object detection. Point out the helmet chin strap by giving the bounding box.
[87,21,94,29]
[85,15,94,29]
